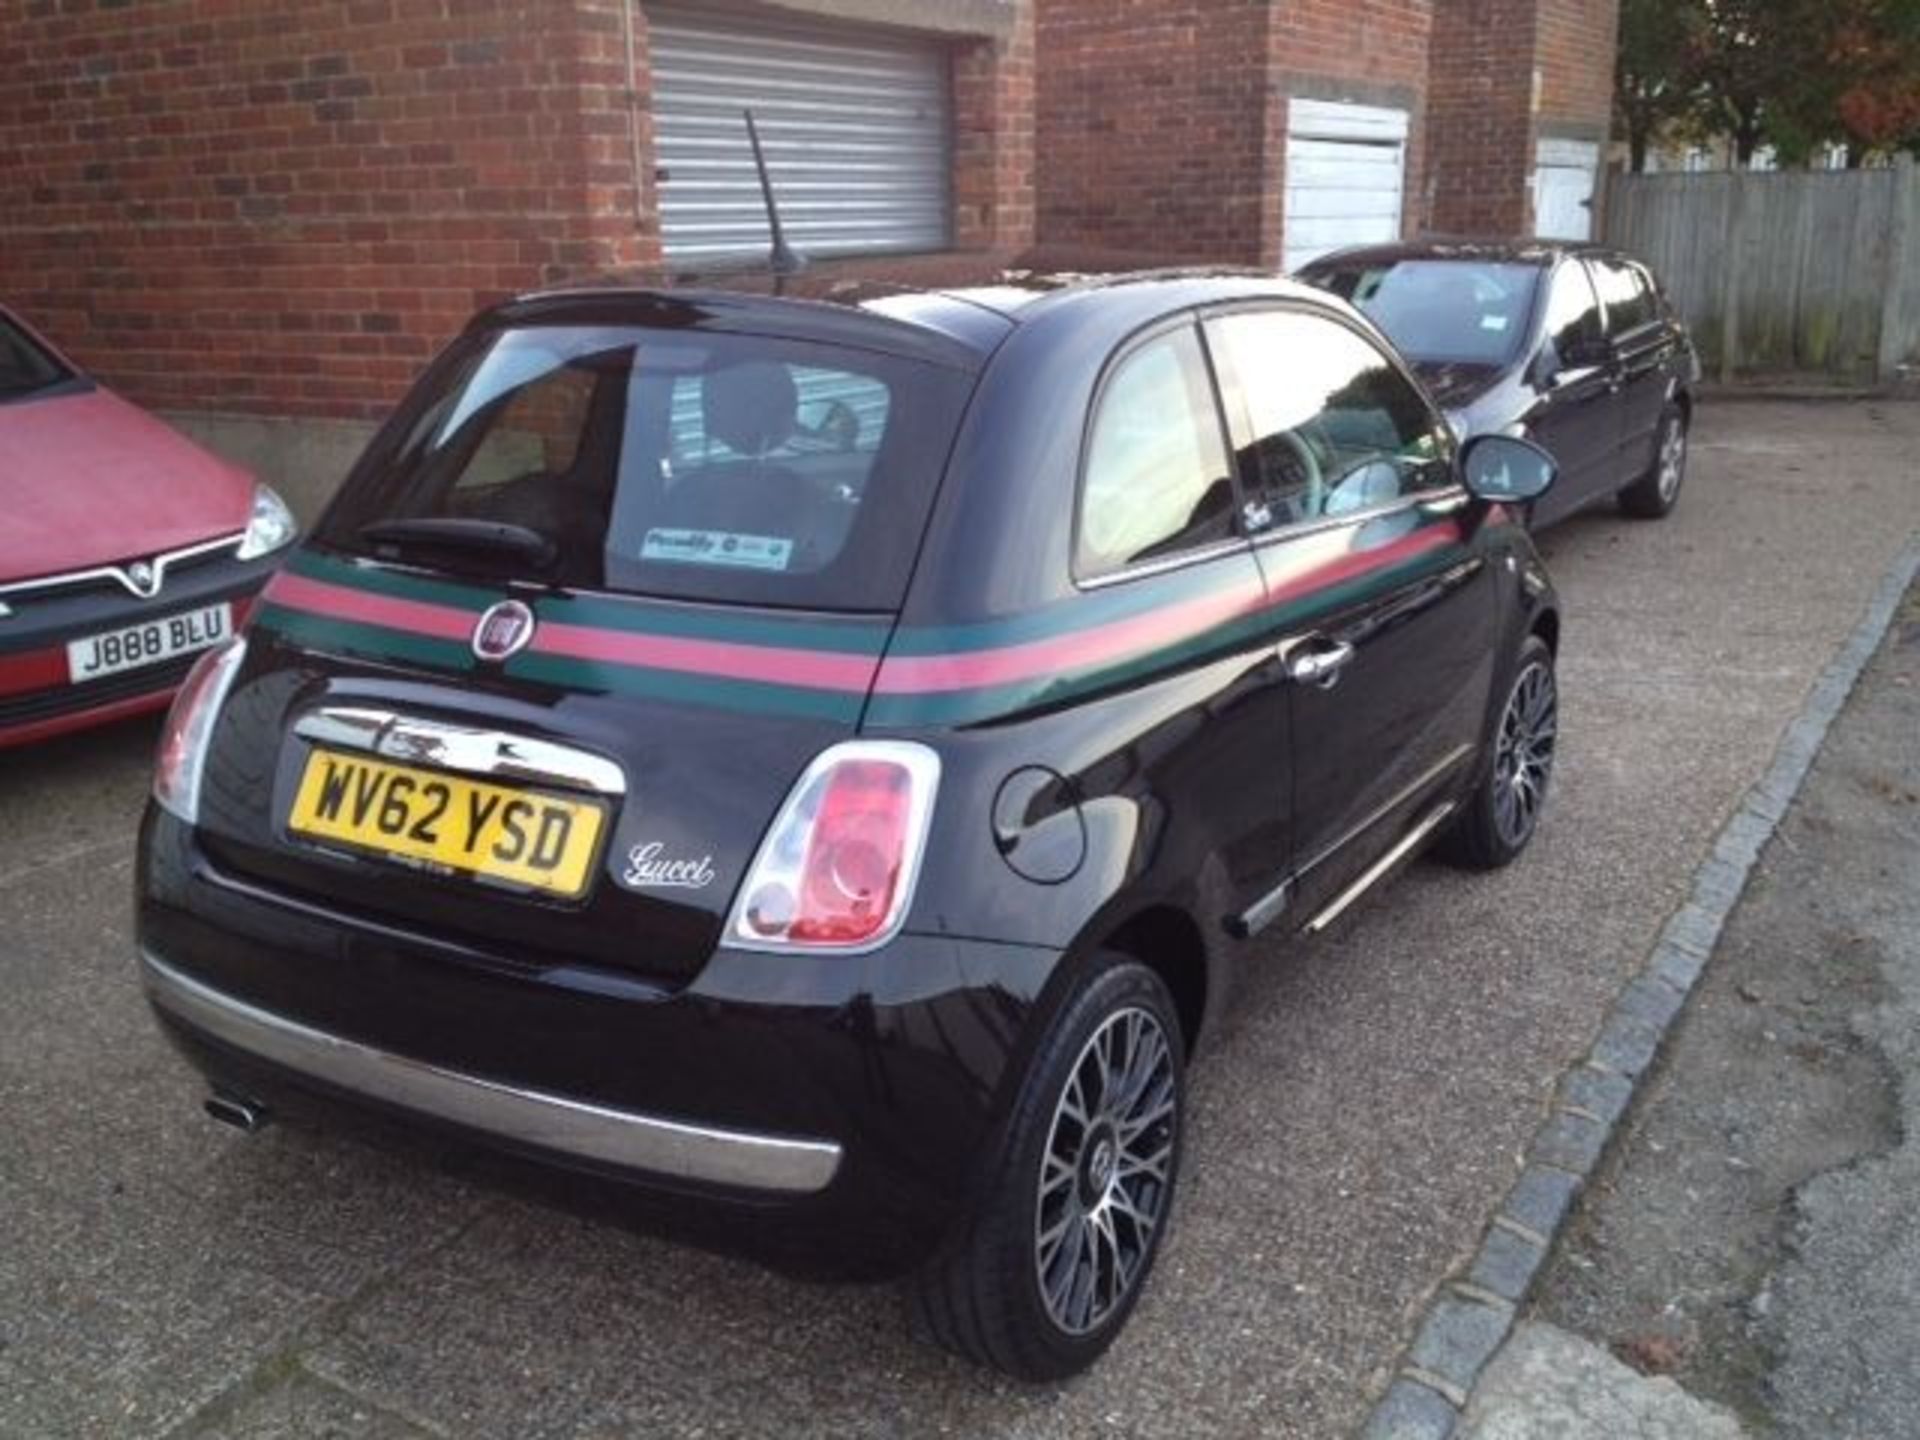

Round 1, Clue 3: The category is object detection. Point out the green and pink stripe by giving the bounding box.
[254,520,1465,727]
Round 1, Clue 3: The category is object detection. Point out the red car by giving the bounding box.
[0,307,296,747]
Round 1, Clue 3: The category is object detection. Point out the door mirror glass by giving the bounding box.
[1461,434,1557,503]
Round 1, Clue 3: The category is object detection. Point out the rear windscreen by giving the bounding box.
[317,323,973,611]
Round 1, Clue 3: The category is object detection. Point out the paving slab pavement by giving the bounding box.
[1458,1322,1747,1438]
[2,399,1917,1437]
[1517,574,1920,1439]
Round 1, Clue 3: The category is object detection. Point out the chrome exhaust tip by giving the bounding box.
[203,1091,269,1134]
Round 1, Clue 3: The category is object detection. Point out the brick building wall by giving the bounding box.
[0,0,650,422]
[0,0,1035,427]
[1534,0,1618,138]
[1425,0,1618,234]
[0,0,1612,443]
[1034,0,1274,262]
[953,5,1037,251]
[1426,0,1539,234]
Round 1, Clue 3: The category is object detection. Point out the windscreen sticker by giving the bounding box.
[641,528,794,572]
[1479,314,1511,332]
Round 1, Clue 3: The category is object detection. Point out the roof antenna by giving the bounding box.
[744,108,806,284]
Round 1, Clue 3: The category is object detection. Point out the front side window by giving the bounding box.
[1205,309,1451,526]
[1539,261,1605,374]
[319,324,972,611]
[1077,325,1236,577]
[1590,259,1657,336]
[1304,259,1541,367]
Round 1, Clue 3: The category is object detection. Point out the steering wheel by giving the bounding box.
[1275,429,1323,519]
[802,399,860,453]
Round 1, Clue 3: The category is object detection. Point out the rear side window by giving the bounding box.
[1591,259,1658,336]
[1205,309,1451,526]
[1077,325,1236,577]
[319,324,973,611]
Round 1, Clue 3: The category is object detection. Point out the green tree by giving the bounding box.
[1688,0,1812,164]
[1615,0,1708,171]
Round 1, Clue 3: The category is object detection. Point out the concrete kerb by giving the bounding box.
[1357,534,1920,1440]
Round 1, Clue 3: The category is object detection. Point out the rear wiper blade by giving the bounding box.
[359,518,557,569]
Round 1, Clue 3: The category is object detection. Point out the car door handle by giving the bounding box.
[1286,638,1356,689]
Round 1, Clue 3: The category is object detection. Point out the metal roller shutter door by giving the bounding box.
[650,8,953,262]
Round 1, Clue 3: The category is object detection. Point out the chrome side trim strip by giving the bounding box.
[294,707,627,797]
[0,531,245,601]
[1297,742,1474,878]
[1247,485,1472,553]
[1303,801,1458,936]
[1228,878,1290,941]
[141,951,843,1195]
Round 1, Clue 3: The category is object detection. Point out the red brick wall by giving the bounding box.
[0,0,647,421]
[1535,0,1617,135]
[953,4,1037,251]
[1426,0,1538,234]
[1034,0,1273,263]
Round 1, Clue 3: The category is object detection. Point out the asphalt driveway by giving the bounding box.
[4,400,1917,1439]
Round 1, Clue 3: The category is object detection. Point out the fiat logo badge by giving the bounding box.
[472,599,536,662]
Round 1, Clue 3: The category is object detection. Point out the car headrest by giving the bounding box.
[703,361,797,459]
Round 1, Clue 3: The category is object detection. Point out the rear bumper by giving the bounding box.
[136,805,1063,1275]
[142,949,843,1195]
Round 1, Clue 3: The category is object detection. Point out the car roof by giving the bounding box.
[489,250,1338,369]
[1298,236,1641,270]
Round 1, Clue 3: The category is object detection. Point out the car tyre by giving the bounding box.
[910,951,1185,1381]
[1437,635,1557,870]
[1618,403,1688,519]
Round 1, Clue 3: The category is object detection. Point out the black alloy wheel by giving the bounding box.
[1438,634,1558,870]
[912,953,1185,1381]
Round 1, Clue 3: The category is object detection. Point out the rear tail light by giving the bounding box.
[727,741,941,952]
[153,638,247,823]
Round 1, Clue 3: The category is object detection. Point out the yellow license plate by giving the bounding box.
[288,748,608,899]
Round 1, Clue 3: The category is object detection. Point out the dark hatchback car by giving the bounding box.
[137,266,1562,1379]
[1299,241,1700,528]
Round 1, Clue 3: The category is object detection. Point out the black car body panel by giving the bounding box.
[1298,239,1701,527]
[136,263,1560,1282]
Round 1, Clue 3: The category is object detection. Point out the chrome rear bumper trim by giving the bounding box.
[293,707,627,797]
[140,950,842,1195]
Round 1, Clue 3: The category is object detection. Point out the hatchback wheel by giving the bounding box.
[1619,404,1688,518]
[1438,635,1557,870]
[912,953,1184,1380]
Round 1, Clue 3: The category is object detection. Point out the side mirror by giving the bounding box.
[1462,434,1557,504]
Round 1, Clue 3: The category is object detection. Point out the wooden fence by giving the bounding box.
[1603,159,1920,385]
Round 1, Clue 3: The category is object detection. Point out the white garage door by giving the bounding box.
[1533,139,1599,240]
[651,7,952,263]
[1283,99,1409,273]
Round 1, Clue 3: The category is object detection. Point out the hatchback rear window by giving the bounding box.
[318,323,973,611]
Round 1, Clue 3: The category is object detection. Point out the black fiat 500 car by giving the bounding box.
[1298,240,1699,528]
[137,265,1561,1379]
